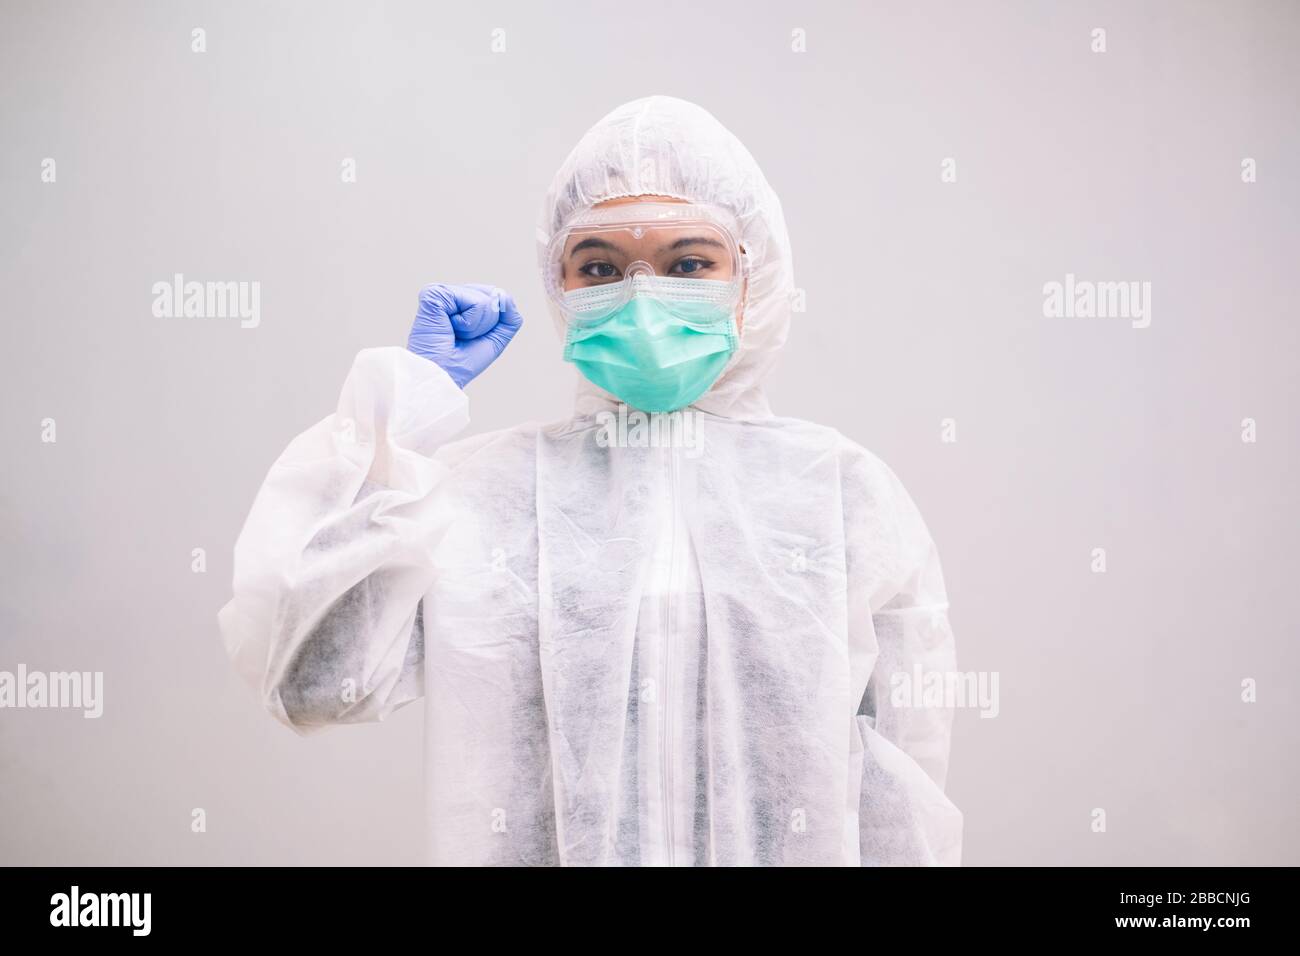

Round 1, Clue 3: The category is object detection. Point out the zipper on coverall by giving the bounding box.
[659,437,681,866]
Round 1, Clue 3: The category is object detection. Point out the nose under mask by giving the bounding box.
[563,289,738,413]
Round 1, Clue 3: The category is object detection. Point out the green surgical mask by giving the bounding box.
[563,286,738,413]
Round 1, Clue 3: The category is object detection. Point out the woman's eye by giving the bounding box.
[578,261,620,280]
[670,257,712,276]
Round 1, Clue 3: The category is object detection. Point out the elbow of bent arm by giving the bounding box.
[220,582,426,734]
[277,591,426,731]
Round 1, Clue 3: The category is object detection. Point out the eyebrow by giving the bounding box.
[567,237,621,257]
[566,234,727,259]
[656,235,726,255]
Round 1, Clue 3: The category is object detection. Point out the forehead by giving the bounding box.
[563,225,727,256]
[592,194,688,209]
[559,201,735,252]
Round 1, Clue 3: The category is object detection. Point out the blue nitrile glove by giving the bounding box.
[407,283,523,388]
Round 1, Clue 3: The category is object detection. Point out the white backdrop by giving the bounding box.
[1,0,1297,864]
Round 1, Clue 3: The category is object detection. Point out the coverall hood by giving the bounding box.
[537,95,795,420]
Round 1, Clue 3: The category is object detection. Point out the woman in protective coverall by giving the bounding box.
[219,95,963,866]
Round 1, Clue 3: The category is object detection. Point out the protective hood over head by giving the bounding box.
[537,95,795,419]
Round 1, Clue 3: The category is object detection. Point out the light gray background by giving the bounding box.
[2,0,1297,865]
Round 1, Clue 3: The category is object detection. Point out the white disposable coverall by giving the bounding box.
[219,96,963,866]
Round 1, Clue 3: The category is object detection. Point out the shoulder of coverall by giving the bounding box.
[431,421,544,473]
[834,430,946,601]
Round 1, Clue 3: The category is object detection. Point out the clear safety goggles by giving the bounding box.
[542,202,746,326]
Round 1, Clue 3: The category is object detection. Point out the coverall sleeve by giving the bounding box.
[848,453,964,865]
[217,346,470,734]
